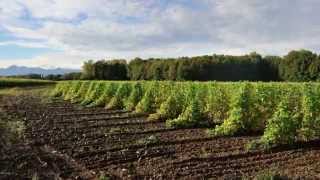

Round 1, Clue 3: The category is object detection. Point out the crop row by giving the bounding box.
[52,81,320,148]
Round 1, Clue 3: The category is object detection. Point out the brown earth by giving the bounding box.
[1,92,320,179]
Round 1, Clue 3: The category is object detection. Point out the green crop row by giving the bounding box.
[0,78,54,88]
[52,81,320,148]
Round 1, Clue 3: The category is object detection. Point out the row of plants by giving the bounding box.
[51,81,320,148]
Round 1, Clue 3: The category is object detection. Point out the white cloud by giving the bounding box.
[0,53,89,69]
[0,0,320,68]
[0,40,48,48]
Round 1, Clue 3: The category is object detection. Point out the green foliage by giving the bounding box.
[69,81,90,103]
[167,99,202,128]
[91,60,128,80]
[260,92,302,148]
[124,82,143,111]
[106,83,132,109]
[204,83,231,124]
[80,82,98,105]
[148,86,184,121]
[249,84,282,131]
[51,81,69,97]
[82,82,106,107]
[88,82,118,107]
[53,81,320,147]
[74,49,320,82]
[300,83,320,140]
[81,60,95,80]
[167,86,202,128]
[210,83,252,136]
[0,78,54,88]
[64,81,83,101]
[135,82,159,113]
[127,53,280,81]
[279,50,318,81]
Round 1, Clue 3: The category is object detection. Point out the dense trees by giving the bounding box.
[8,49,320,82]
[81,60,95,80]
[125,50,320,81]
[279,50,320,81]
[86,54,276,81]
[81,60,128,80]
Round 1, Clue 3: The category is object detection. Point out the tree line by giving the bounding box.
[80,49,320,82]
[7,49,319,82]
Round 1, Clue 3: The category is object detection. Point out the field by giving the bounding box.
[0,78,54,88]
[1,81,320,179]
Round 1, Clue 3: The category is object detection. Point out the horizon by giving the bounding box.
[0,65,80,70]
[1,0,320,69]
[0,49,316,70]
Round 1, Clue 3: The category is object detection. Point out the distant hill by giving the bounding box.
[0,65,80,76]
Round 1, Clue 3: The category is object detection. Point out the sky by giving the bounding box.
[0,0,320,69]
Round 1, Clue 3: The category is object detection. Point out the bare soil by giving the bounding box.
[1,92,320,179]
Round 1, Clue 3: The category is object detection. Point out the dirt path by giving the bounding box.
[1,92,320,179]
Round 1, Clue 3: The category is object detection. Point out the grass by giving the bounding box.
[137,135,161,145]
[252,170,287,180]
[0,78,55,88]
[0,103,25,147]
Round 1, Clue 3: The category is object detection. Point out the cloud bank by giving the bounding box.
[0,0,320,68]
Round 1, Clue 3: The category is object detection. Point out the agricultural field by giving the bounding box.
[1,81,320,179]
[0,78,54,88]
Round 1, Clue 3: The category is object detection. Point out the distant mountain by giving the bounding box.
[0,65,80,76]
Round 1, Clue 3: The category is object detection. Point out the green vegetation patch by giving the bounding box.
[52,80,320,148]
[0,78,54,88]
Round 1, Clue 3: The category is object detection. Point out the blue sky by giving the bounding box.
[0,0,320,68]
[0,45,56,59]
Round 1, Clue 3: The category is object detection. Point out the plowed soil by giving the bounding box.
[1,91,320,179]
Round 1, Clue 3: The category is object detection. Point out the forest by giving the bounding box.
[78,49,320,82]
